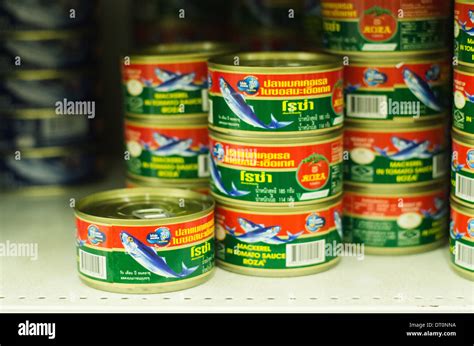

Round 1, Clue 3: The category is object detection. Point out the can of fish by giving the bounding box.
[0,30,95,72]
[453,65,474,136]
[126,175,210,195]
[449,198,474,281]
[451,129,474,207]
[344,121,449,187]
[125,116,209,181]
[75,188,215,293]
[344,54,450,123]
[0,0,96,30]
[343,183,448,255]
[207,51,344,136]
[215,196,342,276]
[209,129,343,206]
[321,0,451,55]
[0,146,98,192]
[0,109,91,150]
[122,42,234,117]
[455,0,474,68]
[0,69,95,111]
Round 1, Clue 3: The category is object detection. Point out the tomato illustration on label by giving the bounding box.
[331,80,344,115]
[297,154,329,190]
[359,6,397,42]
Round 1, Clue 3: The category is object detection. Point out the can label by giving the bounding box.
[344,125,448,185]
[0,150,96,189]
[215,202,342,270]
[343,189,448,248]
[321,0,450,53]
[450,204,474,273]
[125,121,210,180]
[455,1,474,67]
[208,68,344,134]
[451,136,474,206]
[0,116,89,149]
[210,134,343,204]
[453,68,474,135]
[76,212,215,285]
[122,60,208,116]
[344,58,449,120]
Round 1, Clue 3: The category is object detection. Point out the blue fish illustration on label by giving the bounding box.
[458,18,474,36]
[88,225,106,245]
[142,132,207,157]
[344,83,360,93]
[151,67,203,92]
[450,220,466,240]
[219,77,293,129]
[363,68,387,86]
[305,213,326,233]
[210,156,250,197]
[120,231,198,278]
[464,90,474,103]
[421,197,447,220]
[374,137,434,161]
[225,217,303,244]
[425,65,440,82]
[402,67,442,112]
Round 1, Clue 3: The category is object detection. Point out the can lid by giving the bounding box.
[208,51,342,73]
[75,188,214,226]
[128,41,235,63]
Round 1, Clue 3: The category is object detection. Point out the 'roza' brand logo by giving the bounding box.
[305,213,326,232]
[332,80,344,115]
[240,171,272,183]
[87,225,106,245]
[282,99,314,114]
[191,242,211,258]
[468,218,474,237]
[147,227,171,247]
[212,142,225,161]
[363,68,387,86]
[358,6,397,42]
[237,76,259,95]
[296,154,329,190]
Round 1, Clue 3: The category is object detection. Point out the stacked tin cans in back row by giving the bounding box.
[0,0,99,193]
[208,52,344,276]
[122,43,233,192]
[322,0,452,255]
[452,0,474,281]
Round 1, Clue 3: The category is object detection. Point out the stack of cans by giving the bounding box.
[122,42,233,192]
[451,0,474,280]
[322,0,452,254]
[0,0,99,193]
[208,51,344,276]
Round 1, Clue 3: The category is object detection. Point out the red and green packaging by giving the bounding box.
[453,66,474,135]
[449,199,474,280]
[455,0,474,67]
[451,130,474,207]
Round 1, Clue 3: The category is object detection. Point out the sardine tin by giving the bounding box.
[455,0,474,67]
[343,183,448,255]
[209,129,343,206]
[451,129,474,207]
[122,42,234,117]
[215,195,342,277]
[344,121,449,187]
[344,55,450,122]
[453,65,474,136]
[126,175,209,195]
[449,198,474,281]
[125,116,209,181]
[208,51,344,136]
[0,146,98,192]
[75,188,215,293]
[0,110,90,149]
[321,0,451,55]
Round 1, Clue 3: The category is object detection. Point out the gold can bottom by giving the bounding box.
[79,268,215,294]
[217,257,340,277]
[363,238,446,256]
[450,262,474,281]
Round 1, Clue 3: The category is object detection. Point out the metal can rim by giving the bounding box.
[450,196,474,216]
[126,174,209,187]
[125,114,207,127]
[337,51,452,64]
[344,182,448,196]
[0,29,91,40]
[0,68,91,79]
[208,51,342,73]
[0,145,90,158]
[75,187,215,226]
[323,48,450,58]
[214,194,342,214]
[345,119,447,131]
[454,64,474,74]
[127,41,236,63]
[209,128,343,145]
[452,128,474,144]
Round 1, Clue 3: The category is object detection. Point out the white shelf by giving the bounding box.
[0,177,473,313]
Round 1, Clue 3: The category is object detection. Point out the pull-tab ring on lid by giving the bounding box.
[131,208,174,219]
